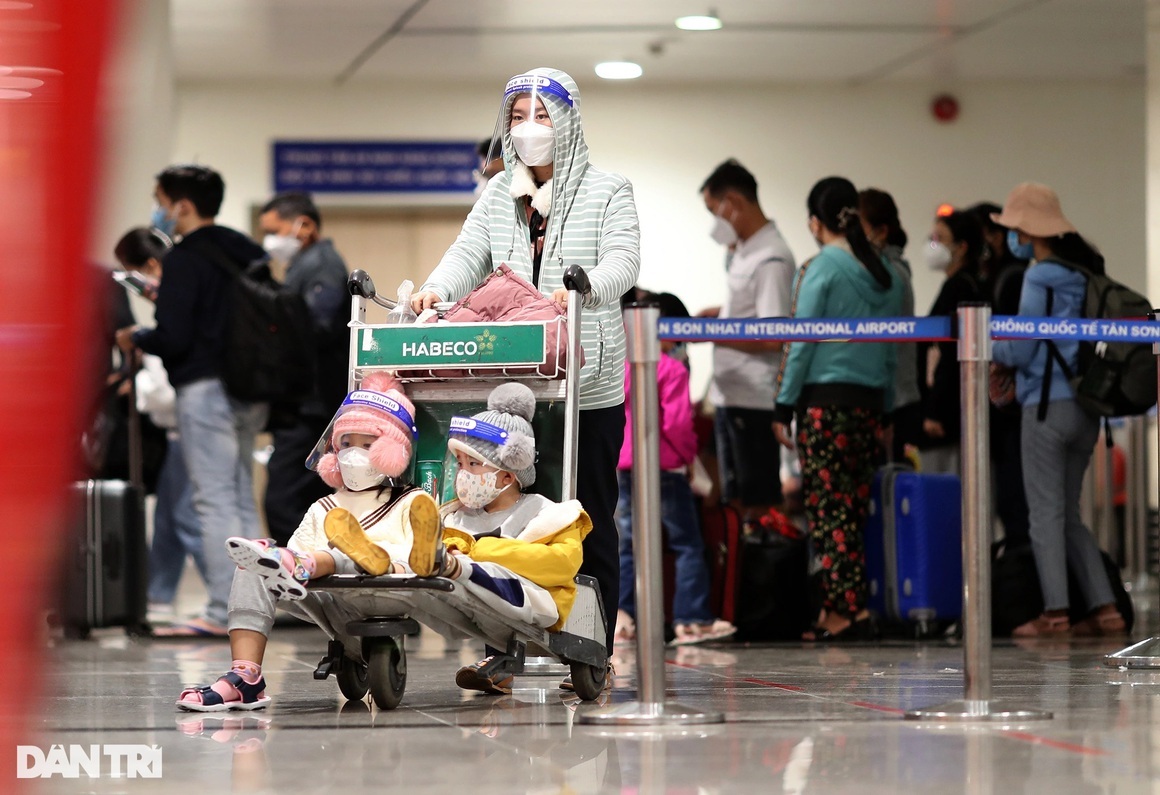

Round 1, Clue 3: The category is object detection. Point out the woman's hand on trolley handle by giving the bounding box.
[411,290,442,315]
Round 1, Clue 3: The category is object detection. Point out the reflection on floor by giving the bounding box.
[27,604,1160,794]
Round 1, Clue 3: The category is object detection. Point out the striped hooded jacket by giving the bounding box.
[419,68,641,410]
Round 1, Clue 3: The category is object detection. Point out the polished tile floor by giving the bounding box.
[28,594,1160,795]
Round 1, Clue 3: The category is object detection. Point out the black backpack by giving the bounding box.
[1041,260,1157,419]
[190,240,316,404]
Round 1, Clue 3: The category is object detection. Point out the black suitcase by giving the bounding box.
[61,479,149,638]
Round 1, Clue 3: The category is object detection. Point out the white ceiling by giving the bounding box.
[172,0,1145,85]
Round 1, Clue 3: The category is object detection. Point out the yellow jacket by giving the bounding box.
[441,498,592,631]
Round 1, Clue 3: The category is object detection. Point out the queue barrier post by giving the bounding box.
[1106,310,1160,669]
[906,303,1052,722]
[1124,414,1149,591]
[579,304,722,727]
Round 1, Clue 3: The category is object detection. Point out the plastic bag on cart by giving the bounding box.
[401,264,582,379]
[386,280,418,325]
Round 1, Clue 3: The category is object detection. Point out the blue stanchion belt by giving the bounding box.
[657,316,1160,343]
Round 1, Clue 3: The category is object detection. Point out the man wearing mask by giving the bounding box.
[114,164,268,637]
[257,192,350,546]
[699,159,796,530]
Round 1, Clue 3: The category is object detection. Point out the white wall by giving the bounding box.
[94,0,174,265]
[173,77,1145,396]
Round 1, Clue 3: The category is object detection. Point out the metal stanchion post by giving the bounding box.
[1106,311,1160,668]
[907,303,1051,722]
[1093,430,1115,558]
[1126,416,1149,589]
[579,305,722,727]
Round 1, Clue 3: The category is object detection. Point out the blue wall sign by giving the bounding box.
[273,140,477,194]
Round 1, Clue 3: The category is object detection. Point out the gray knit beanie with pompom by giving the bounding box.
[452,382,538,487]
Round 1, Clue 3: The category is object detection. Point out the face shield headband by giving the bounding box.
[503,74,575,109]
[343,391,419,439]
[448,416,510,447]
[305,390,419,472]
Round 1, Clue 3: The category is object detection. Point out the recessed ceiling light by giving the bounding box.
[595,61,643,80]
[676,13,722,31]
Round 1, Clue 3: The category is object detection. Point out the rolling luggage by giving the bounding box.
[62,479,149,638]
[864,465,962,636]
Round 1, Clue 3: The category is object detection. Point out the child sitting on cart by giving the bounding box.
[178,382,592,709]
[326,382,593,695]
[176,372,427,712]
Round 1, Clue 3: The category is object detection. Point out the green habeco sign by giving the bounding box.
[357,322,546,368]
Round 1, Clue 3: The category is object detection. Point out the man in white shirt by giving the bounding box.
[699,160,796,528]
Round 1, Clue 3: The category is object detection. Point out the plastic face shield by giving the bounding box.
[486,72,575,175]
[304,389,419,487]
[440,415,522,502]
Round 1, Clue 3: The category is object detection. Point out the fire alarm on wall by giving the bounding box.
[931,94,959,123]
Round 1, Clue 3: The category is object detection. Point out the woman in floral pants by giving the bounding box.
[772,177,903,641]
[795,406,883,631]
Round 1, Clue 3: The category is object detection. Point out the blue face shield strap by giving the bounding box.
[344,391,418,439]
[449,416,510,446]
[504,74,574,108]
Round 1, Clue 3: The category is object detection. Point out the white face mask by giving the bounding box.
[710,213,738,247]
[509,121,554,167]
[336,447,386,492]
[924,240,953,272]
[263,233,302,264]
[455,468,510,510]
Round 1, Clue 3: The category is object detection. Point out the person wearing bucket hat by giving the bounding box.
[991,183,1127,638]
[174,372,434,711]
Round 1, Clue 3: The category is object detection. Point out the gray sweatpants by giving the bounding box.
[227,550,363,641]
[1022,400,1114,612]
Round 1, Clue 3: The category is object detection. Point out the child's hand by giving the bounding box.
[551,288,568,308]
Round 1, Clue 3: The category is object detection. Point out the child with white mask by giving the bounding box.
[319,382,595,696]
[175,372,426,712]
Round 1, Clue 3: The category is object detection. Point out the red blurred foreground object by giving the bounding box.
[0,0,120,783]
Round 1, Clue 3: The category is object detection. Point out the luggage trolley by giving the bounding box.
[308,266,609,710]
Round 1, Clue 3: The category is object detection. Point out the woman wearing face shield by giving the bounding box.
[411,68,641,660]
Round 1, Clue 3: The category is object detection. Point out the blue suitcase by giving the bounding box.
[864,466,962,634]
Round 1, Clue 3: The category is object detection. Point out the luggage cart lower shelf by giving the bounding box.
[307,573,608,709]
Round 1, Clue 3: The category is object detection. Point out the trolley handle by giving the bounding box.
[562,264,591,297]
[347,269,397,309]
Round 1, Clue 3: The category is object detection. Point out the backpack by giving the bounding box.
[189,240,316,404]
[1041,260,1157,419]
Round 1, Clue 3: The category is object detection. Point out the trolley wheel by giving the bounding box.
[367,638,406,710]
[336,658,370,701]
[568,661,608,702]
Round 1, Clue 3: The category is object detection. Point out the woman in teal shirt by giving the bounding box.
[774,176,904,641]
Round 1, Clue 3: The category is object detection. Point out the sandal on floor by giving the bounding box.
[152,618,229,638]
[671,620,737,646]
[1072,610,1126,637]
[613,610,636,645]
[1011,613,1071,637]
[803,616,879,643]
[176,672,271,713]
